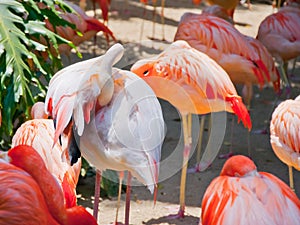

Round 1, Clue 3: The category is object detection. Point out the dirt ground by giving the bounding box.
[66,1,300,224]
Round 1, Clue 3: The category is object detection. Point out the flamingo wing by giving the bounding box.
[45,43,124,144]
[270,96,300,170]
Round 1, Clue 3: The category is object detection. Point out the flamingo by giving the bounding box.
[131,40,252,218]
[201,155,300,225]
[0,145,97,225]
[174,12,279,164]
[270,95,300,192]
[256,6,300,94]
[174,12,279,107]
[84,68,164,224]
[45,43,165,224]
[11,102,82,208]
[42,1,115,57]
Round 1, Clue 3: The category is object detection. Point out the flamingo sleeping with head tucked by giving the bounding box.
[201,155,300,225]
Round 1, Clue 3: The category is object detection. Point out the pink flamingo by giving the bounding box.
[131,40,251,218]
[270,95,300,192]
[0,145,97,225]
[201,155,300,225]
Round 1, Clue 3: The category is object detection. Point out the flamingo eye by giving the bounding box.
[143,70,149,76]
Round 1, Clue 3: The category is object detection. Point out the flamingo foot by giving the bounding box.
[218,152,234,159]
[187,164,202,174]
[167,209,185,219]
[285,86,291,99]
[252,128,268,135]
[187,162,212,174]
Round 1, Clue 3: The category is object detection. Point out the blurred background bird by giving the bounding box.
[175,12,279,108]
[257,3,300,96]
[201,155,300,225]
[39,1,116,58]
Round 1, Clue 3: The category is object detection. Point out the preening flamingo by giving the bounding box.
[45,43,165,224]
[257,6,300,93]
[131,40,251,218]
[11,102,82,208]
[270,95,300,192]
[0,145,97,225]
[201,155,300,225]
[82,68,164,224]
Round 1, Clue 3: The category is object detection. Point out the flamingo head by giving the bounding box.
[131,59,157,78]
[220,155,257,177]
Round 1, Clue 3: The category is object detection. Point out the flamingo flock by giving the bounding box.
[1,1,300,225]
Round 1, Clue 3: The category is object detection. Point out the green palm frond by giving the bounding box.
[0,0,78,149]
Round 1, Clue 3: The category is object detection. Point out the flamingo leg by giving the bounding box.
[188,115,205,173]
[151,0,157,39]
[93,170,101,220]
[288,165,295,192]
[168,113,192,219]
[279,61,291,98]
[114,171,124,225]
[219,115,235,159]
[124,172,132,225]
[161,0,165,41]
[139,2,146,42]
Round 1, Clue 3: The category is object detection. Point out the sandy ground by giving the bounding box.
[65,1,300,224]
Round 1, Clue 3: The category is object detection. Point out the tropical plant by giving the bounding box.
[0,0,79,149]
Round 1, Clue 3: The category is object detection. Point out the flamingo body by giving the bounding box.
[270,96,300,170]
[201,155,300,225]
[175,13,275,88]
[257,9,300,63]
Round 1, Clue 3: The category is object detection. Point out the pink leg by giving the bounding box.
[124,172,132,225]
[93,170,101,220]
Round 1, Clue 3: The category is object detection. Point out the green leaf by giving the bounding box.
[0,0,79,148]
